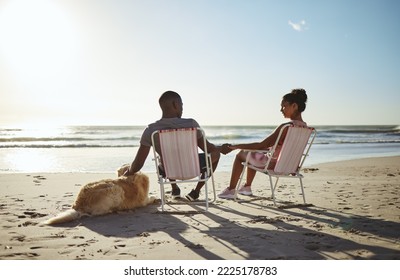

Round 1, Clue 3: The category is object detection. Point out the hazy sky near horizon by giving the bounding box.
[0,0,399,127]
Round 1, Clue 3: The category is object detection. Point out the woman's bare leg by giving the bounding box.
[245,168,256,186]
[228,151,248,189]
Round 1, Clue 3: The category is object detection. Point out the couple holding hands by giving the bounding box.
[124,89,308,201]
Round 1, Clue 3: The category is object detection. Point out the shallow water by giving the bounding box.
[1,125,399,173]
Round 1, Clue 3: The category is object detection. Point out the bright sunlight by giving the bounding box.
[0,0,83,125]
[0,0,78,79]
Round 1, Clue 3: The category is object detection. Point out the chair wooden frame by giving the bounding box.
[151,127,216,211]
[234,124,316,206]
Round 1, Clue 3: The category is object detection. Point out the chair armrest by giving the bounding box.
[241,149,270,154]
[240,149,272,169]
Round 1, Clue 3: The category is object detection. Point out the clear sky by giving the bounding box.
[0,0,399,127]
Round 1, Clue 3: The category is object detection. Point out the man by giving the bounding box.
[124,90,231,201]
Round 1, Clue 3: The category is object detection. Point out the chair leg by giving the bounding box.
[210,172,217,204]
[299,177,306,204]
[159,180,165,212]
[205,154,216,205]
[205,160,217,204]
[269,176,279,206]
[234,166,246,201]
[205,181,209,211]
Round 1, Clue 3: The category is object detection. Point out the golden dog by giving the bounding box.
[44,165,156,225]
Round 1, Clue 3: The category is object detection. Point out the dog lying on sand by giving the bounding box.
[44,165,156,225]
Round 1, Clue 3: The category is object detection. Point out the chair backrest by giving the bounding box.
[156,127,201,180]
[273,125,316,174]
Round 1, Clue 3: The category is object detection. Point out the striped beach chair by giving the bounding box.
[151,127,216,211]
[235,124,316,206]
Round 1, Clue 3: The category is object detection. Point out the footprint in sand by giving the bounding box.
[23,210,47,218]
[10,234,26,242]
[32,175,47,185]
[2,252,40,258]
[63,192,74,198]
[18,221,38,227]
[303,168,319,173]
[73,236,85,239]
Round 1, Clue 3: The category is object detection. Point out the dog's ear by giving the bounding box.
[117,164,130,177]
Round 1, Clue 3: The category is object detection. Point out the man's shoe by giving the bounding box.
[171,187,181,199]
[186,189,199,201]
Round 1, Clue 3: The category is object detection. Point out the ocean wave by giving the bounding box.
[314,125,400,134]
[333,140,400,144]
[1,125,398,148]
[207,134,256,141]
[311,140,400,145]
[0,136,140,142]
[1,140,399,148]
[0,128,23,132]
[0,144,138,148]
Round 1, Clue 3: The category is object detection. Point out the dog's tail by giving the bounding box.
[43,209,82,225]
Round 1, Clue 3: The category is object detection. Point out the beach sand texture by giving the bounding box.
[0,156,399,260]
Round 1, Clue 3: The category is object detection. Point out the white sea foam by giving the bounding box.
[0,125,399,173]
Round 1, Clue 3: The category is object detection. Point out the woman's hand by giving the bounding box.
[220,143,232,155]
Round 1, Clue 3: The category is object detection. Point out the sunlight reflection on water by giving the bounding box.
[4,149,58,172]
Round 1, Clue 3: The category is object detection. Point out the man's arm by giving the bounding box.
[198,137,231,155]
[124,144,151,176]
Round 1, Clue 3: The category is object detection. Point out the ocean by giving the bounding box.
[0,125,399,173]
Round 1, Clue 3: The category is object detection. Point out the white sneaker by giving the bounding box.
[238,185,253,196]
[218,187,236,199]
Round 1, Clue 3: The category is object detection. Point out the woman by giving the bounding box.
[218,88,308,199]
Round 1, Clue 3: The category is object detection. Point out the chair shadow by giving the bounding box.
[238,194,400,240]
[227,196,400,259]
[51,203,224,259]
[50,196,399,260]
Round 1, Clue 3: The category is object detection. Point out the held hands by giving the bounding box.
[220,143,233,155]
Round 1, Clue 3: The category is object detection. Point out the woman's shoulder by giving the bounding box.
[288,120,307,127]
[275,121,307,132]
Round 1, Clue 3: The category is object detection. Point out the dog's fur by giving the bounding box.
[44,165,156,225]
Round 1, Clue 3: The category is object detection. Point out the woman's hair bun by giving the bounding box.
[283,88,308,112]
[291,88,307,104]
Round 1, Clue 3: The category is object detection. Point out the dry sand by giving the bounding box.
[0,156,399,260]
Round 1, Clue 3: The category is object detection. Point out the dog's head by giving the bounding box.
[117,164,130,177]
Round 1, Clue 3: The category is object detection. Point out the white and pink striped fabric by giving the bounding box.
[273,126,313,174]
[158,128,201,180]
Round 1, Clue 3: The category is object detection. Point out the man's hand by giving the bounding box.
[220,143,232,155]
[123,167,133,176]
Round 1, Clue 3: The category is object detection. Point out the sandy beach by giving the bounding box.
[0,156,399,260]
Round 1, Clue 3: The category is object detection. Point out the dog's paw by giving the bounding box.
[148,196,159,204]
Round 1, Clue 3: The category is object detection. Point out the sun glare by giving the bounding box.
[0,0,79,86]
[18,124,71,138]
[4,149,58,172]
